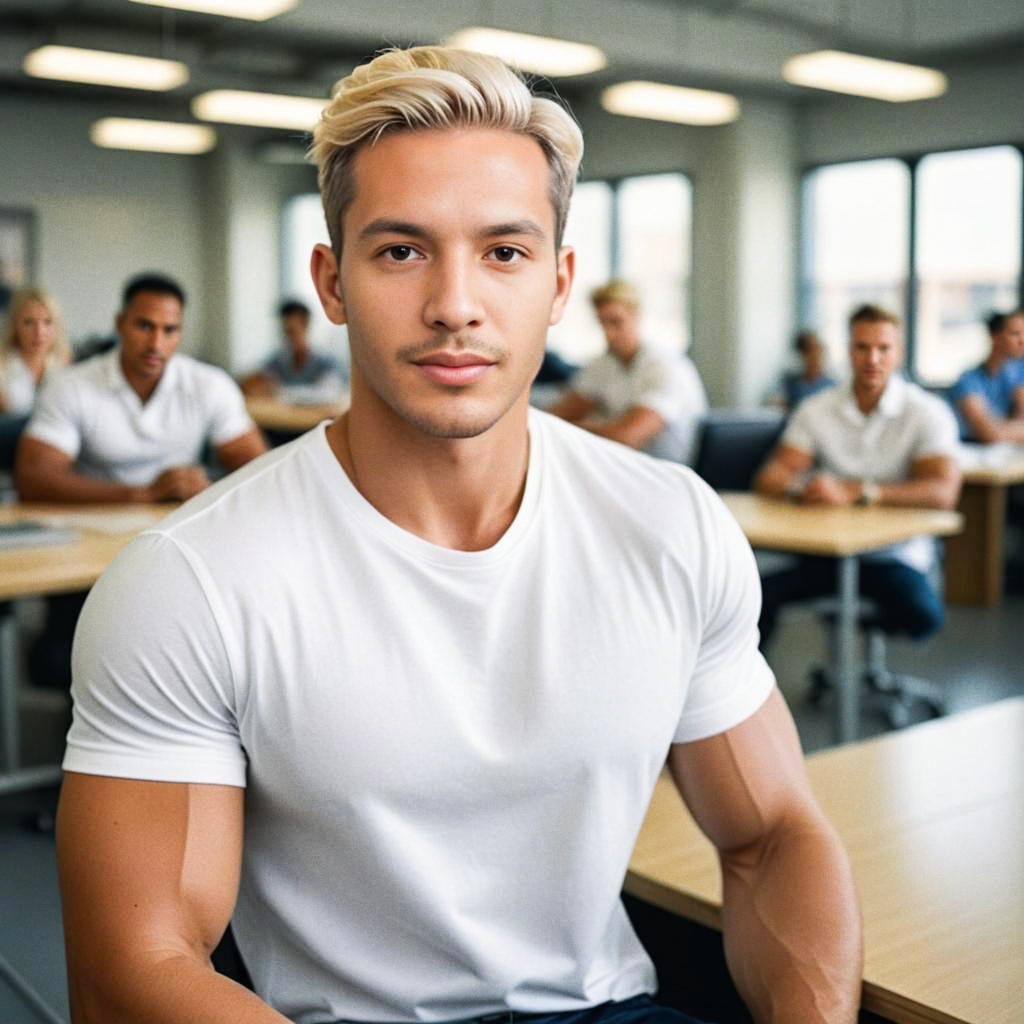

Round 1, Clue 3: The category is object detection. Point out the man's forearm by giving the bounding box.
[878,475,960,510]
[69,953,289,1024]
[17,468,150,504]
[719,816,862,1023]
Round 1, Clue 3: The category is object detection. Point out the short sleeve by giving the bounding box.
[915,395,960,460]
[947,369,980,407]
[64,531,247,786]
[23,371,83,458]
[200,365,257,448]
[673,483,776,743]
[779,399,818,456]
[632,355,692,423]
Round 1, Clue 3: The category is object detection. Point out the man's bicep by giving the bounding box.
[57,774,243,975]
[668,688,817,855]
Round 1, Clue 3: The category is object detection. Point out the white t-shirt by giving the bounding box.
[65,410,775,1024]
[782,374,960,571]
[0,352,42,415]
[25,348,254,485]
[572,346,708,465]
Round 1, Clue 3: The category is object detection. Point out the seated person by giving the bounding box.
[549,280,707,464]
[754,303,961,651]
[241,299,346,402]
[0,286,71,415]
[771,329,835,412]
[948,310,1024,443]
[15,272,267,688]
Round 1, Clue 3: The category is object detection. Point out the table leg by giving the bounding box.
[0,606,18,773]
[835,555,859,744]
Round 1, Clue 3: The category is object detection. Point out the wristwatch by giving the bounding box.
[855,480,880,506]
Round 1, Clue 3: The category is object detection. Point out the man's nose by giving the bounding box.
[422,256,485,333]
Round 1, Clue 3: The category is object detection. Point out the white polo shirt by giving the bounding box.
[782,374,960,571]
[1,353,44,415]
[572,345,708,465]
[26,348,254,485]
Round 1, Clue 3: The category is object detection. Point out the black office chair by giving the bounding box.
[211,924,254,991]
[693,411,785,492]
[0,413,30,475]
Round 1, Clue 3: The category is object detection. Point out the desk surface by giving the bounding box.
[961,461,1024,486]
[246,396,345,433]
[720,492,963,557]
[626,698,1024,1024]
[0,503,172,600]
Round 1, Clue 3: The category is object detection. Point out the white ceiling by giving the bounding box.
[1,0,1023,118]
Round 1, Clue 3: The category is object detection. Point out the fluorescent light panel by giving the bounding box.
[127,0,297,20]
[24,45,188,91]
[601,81,739,126]
[782,50,947,102]
[91,117,216,154]
[192,89,326,130]
[447,27,606,77]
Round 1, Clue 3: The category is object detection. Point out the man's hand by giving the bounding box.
[801,472,857,506]
[146,465,210,502]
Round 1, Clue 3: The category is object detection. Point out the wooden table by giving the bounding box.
[0,503,172,793]
[720,493,963,743]
[626,697,1024,1024]
[246,396,345,435]
[945,455,1024,608]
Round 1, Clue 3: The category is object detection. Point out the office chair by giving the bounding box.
[808,605,947,730]
[693,411,785,492]
[211,924,255,991]
[0,414,29,501]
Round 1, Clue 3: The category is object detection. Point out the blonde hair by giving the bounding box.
[1,286,70,369]
[310,45,583,254]
[590,279,641,310]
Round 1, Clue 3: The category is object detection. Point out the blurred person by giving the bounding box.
[550,279,707,464]
[755,304,961,650]
[948,310,1024,443]
[241,299,346,401]
[770,328,835,413]
[0,286,70,415]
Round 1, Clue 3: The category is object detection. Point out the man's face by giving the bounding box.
[282,311,310,356]
[116,291,182,384]
[849,319,901,398]
[313,127,573,440]
[994,314,1024,360]
[595,299,639,361]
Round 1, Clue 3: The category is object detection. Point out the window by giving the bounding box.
[801,159,911,372]
[914,146,1022,385]
[281,194,341,355]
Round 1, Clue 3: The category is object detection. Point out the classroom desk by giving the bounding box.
[945,456,1024,608]
[0,503,172,794]
[245,395,346,435]
[626,697,1024,1024]
[720,493,962,743]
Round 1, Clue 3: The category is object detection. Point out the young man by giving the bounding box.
[550,280,707,464]
[240,299,346,401]
[17,272,266,503]
[58,48,861,1024]
[755,304,962,648]
[948,309,1024,443]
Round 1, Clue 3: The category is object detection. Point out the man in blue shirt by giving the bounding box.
[949,310,1024,443]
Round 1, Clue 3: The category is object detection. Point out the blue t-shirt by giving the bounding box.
[265,350,345,388]
[948,360,1024,440]
[781,371,834,411]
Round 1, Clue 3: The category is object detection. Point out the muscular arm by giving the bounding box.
[58,773,288,1024]
[216,428,267,472]
[576,404,666,449]
[547,390,598,424]
[15,437,209,503]
[873,453,961,509]
[958,393,1024,443]
[668,689,862,1023]
[753,443,813,499]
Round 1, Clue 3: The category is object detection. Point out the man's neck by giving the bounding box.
[983,348,1007,376]
[326,398,531,552]
[853,382,884,415]
[120,354,163,404]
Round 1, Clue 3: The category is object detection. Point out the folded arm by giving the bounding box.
[58,772,288,1024]
[958,393,1024,444]
[668,689,862,1023]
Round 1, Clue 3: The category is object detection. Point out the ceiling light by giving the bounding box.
[782,50,947,102]
[23,45,188,91]
[447,27,606,77]
[601,81,740,126]
[91,118,216,154]
[127,0,297,20]
[192,89,327,131]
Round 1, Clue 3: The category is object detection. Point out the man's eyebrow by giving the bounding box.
[479,220,547,240]
[358,219,431,240]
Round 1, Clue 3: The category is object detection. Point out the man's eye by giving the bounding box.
[386,245,416,261]
[491,246,522,263]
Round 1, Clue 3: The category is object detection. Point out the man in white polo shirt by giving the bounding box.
[754,303,961,650]
[550,280,707,464]
[15,272,266,689]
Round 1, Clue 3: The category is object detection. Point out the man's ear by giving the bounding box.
[548,245,575,327]
[311,244,346,325]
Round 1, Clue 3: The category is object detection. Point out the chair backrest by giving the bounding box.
[0,414,30,473]
[693,411,785,492]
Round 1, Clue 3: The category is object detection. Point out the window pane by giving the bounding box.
[618,173,692,353]
[801,159,910,372]
[547,180,613,365]
[914,146,1022,385]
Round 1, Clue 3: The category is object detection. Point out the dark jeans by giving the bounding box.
[758,555,944,651]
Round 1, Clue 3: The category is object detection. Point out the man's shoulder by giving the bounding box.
[901,378,957,424]
[171,352,234,385]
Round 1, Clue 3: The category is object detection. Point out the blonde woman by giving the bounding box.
[0,287,70,414]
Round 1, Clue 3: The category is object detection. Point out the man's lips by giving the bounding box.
[412,351,495,386]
